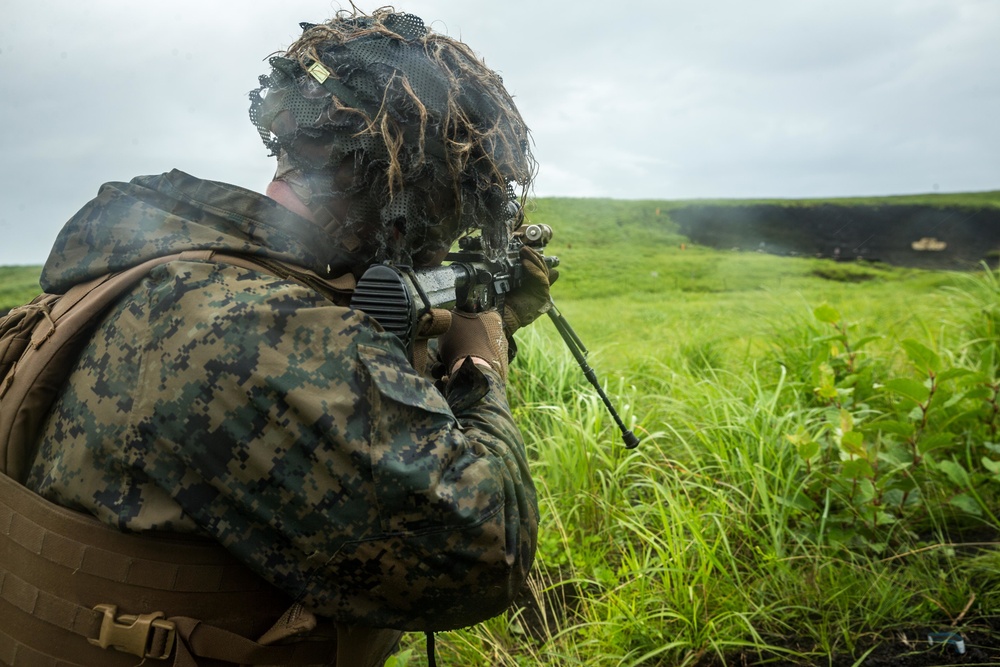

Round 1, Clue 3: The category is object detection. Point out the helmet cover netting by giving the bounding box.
[248,8,536,271]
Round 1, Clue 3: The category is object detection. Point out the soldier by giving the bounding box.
[3,8,549,666]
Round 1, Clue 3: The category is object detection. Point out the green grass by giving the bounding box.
[524,196,968,372]
[0,266,42,310]
[404,194,1000,665]
[412,263,1000,665]
[4,191,1000,665]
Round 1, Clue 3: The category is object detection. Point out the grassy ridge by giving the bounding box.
[649,189,1000,209]
[525,197,966,371]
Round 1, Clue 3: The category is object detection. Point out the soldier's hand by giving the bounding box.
[438,310,508,381]
[502,246,558,335]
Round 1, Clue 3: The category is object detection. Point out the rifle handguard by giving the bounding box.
[502,246,556,334]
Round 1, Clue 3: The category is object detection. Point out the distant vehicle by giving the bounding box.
[911,237,947,251]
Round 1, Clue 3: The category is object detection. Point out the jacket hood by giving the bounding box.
[40,170,350,293]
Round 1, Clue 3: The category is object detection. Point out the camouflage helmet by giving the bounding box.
[249,9,536,272]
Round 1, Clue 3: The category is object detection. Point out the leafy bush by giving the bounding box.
[773,282,1000,552]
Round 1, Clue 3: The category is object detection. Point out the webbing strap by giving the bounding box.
[0,472,340,665]
[0,472,266,595]
[0,578,337,667]
[0,567,104,643]
[0,553,189,658]
[172,618,339,667]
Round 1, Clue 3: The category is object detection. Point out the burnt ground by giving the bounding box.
[515,577,1000,666]
[670,204,1000,270]
[707,619,1000,666]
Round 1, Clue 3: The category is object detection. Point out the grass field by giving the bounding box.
[4,192,1000,665]
[421,195,1000,665]
[0,266,41,311]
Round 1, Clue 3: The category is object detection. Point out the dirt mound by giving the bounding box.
[671,204,1000,269]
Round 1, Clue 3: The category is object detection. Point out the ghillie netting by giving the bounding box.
[249,8,536,272]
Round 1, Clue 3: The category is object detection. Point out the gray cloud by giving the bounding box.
[1,0,997,265]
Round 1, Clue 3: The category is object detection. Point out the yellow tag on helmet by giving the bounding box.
[307,61,330,84]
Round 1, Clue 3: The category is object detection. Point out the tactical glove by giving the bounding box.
[502,245,558,335]
[438,310,509,381]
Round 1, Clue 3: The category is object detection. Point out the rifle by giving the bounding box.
[350,223,640,449]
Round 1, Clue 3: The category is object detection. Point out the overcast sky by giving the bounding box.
[1,0,998,266]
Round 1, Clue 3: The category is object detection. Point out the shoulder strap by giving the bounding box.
[225,254,357,304]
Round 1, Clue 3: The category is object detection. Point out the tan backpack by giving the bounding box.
[0,251,368,666]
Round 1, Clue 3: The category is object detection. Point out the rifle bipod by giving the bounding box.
[546,302,640,449]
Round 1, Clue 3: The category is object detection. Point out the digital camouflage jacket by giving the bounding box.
[26,169,538,631]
